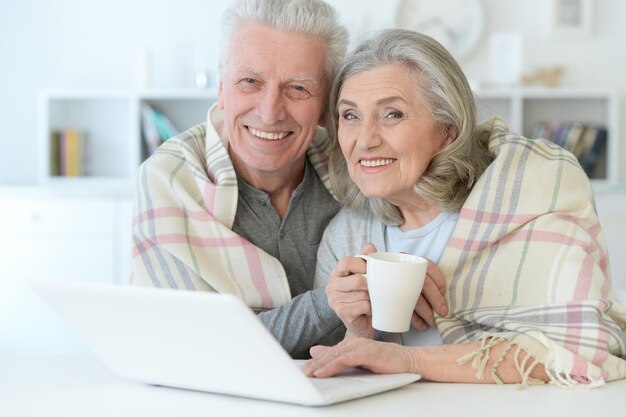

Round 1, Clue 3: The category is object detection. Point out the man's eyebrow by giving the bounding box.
[287,76,319,85]
[237,66,263,76]
[234,68,320,86]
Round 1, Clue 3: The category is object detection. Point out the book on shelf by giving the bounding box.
[49,129,86,177]
[529,121,608,179]
[141,104,180,155]
[581,127,607,179]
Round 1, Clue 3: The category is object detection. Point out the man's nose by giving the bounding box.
[256,87,287,125]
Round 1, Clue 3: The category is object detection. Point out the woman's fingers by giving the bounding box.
[333,300,372,324]
[328,273,368,292]
[303,339,371,377]
[413,295,436,328]
[418,261,449,318]
[303,338,417,378]
[309,344,330,358]
[410,309,429,331]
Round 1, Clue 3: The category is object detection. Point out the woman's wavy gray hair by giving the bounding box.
[220,0,348,90]
[328,29,493,225]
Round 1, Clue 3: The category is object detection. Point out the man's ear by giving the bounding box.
[217,80,224,110]
[318,112,326,128]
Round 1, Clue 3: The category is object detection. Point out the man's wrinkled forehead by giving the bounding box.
[224,23,328,81]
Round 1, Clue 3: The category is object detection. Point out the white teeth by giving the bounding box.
[360,159,395,167]
[249,127,289,140]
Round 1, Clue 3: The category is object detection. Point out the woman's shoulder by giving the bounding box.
[326,206,374,232]
[322,206,386,252]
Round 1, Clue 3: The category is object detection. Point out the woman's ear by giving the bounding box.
[444,125,459,146]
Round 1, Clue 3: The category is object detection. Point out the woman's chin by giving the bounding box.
[360,190,390,200]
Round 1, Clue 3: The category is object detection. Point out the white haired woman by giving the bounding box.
[302,29,626,387]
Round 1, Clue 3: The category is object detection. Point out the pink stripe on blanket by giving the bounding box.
[132,234,250,256]
[161,234,253,247]
[553,213,609,274]
[204,183,216,212]
[241,241,274,310]
[459,208,536,225]
[563,304,585,374]
[457,211,608,270]
[131,235,276,309]
[133,207,213,225]
[447,230,590,252]
[562,258,595,378]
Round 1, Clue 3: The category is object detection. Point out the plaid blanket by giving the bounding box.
[438,117,626,387]
[130,104,334,310]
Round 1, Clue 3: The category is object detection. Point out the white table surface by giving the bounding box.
[1,354,624,417]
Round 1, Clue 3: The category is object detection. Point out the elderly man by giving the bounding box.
[131,0,446,358]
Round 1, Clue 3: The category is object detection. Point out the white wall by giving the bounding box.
[1,0,625,184]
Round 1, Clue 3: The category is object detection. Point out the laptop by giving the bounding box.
[29,279,420,406]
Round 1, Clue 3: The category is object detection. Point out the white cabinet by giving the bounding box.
[475,88,619,186]
[0,191,133,353]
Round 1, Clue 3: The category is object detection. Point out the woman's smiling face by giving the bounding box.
[337,63,451,207]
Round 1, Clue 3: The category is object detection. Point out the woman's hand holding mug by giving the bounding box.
[326,244,449,338]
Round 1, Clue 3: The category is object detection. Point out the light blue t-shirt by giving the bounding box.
[385,211,459,347]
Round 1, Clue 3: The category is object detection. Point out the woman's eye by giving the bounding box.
[342,112,357,121]
[243,78,256,84]
[386,111,403,119]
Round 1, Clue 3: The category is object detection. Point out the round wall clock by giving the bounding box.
[396,0,485,60]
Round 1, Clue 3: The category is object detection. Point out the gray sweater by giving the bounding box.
[260,207,391,358]
[313,207,404,344]
[314,207,386,289]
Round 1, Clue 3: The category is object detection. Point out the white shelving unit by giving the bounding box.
[474,87,620,187]
[38,89,218,188]
[39,87,619,189]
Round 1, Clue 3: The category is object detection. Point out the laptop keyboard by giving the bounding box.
[309,375,374,393]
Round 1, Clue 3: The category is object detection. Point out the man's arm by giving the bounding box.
[257,287,345,359]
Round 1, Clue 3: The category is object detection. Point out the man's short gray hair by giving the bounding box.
[220,0,348,87]
[328,29,494,225]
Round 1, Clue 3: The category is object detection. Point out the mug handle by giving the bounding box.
[354,255,387,340]
[354,254,368,279]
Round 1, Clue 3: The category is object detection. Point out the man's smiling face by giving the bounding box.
[217,23,328,183]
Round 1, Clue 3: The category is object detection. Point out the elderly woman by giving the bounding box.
[302,29,626,387]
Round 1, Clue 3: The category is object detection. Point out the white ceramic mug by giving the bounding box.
[356,252,428,333]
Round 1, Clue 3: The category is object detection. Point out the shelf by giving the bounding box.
[39,89,218,186]
[39,87,618,187]
[474,87,619,185]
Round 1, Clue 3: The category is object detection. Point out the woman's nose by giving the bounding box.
[356,119,383,149]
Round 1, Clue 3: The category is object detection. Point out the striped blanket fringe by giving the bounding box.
[457,336,544,387]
